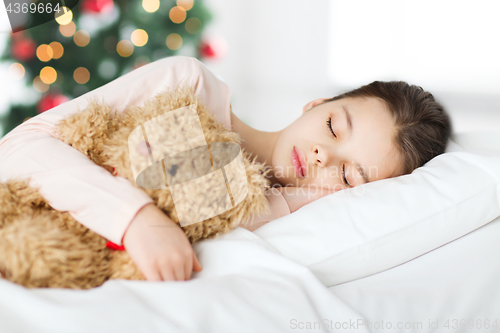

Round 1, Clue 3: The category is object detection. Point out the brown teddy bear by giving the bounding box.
[0,86,271,289]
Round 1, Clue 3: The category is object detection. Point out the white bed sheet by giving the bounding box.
[1,203,499,333]
[0,227,368,333]
[329,215,500,333]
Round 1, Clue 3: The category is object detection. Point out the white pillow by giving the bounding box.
[253,134,500,287]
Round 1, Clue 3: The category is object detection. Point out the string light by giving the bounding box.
[116,40,134,57]
[49,42,64,59]
[74,30,90,47]
[36,44,53,62]
[55,7,73,25]
[142,0,159,13]
[131,29,148,47]
[177,0,193,11]
[9,63,25,80]
[166,33,183,50]
[169,6,186,24]
[59,21,76,37]
[7,0,208,118]
[185,17,202,34]
[40,66,57,84]
[33,76,49,93]
[74,67,90,84]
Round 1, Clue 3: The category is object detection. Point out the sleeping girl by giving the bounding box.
[0,56,451,283]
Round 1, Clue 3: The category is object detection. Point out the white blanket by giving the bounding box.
[0,228,368,333]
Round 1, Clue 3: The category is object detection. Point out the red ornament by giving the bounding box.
[80,0,114,13]
[37,94,70,113]
[12,38,36,61]
[198,37,227,59]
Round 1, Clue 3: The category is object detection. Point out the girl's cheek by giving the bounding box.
[307,176,338,192]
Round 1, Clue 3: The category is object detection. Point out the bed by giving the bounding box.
[7,222,497,333]
[0,132,498,333]
[1,57,499,333]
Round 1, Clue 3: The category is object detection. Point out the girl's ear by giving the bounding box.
[302,98,331,114]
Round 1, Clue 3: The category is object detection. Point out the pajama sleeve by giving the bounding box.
[0,56,231,245]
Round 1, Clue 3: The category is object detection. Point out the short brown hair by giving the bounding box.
[325,81,452,176]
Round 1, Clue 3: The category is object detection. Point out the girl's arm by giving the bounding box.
[0,56,231,246]
[240,187,291,231]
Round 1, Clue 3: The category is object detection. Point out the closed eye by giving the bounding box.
[326,117,337,138]
[342,164,351,187]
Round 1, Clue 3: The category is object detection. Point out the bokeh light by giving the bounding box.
[49,42,64,59]
[33,76,49,93]
[40,66,57,84]
[142,0,159,13]
[9,63,25,80]
[59,21,76,37]
[131,29,148,47]
[36,44,53,62]
[116,40,134,57]
[74,67,90,84]
[177,0,193,11]
[74,30,90,47]
[166,33,183,50]
[169,6,187,24]
[98,59,118,79]
[185,17,202,34]
[55,7,73,25]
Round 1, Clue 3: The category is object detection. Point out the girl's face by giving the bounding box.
[271,96,402,192]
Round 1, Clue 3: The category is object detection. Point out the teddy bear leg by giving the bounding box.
[0,213,112,289]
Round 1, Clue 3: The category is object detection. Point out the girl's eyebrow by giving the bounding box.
[342,105,353,138]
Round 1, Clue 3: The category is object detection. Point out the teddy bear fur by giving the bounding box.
[0,86,271,289]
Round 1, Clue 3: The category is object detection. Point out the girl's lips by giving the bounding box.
[291,146,308,178]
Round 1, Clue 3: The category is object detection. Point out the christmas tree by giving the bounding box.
[1,0,218,135]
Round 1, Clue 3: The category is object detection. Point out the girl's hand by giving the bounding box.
[276,186,336,213]
[122,203,202,281]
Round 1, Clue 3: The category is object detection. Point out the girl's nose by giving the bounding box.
[313,145,331,167]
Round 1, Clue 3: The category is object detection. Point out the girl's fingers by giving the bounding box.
[142,266,162,281]
[172,261,185,281]
[193,252,203,272]
[159,267,175,282]
[184,254,193,281]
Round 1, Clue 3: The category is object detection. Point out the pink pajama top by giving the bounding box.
[0,56,290,245]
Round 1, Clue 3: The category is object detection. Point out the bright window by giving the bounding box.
[328,0,500,94]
